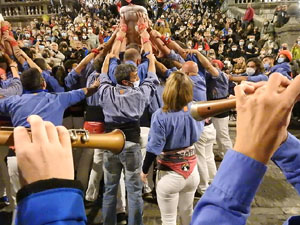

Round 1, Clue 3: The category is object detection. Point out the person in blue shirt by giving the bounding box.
[99,27,158,225]
[141,70,203,225]
[229,57,269,83]
[263,51,293,80]
[12,73,300,225]
[0,67,99,211]
[191,73,300,225]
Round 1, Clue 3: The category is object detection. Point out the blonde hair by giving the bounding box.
[162,71,193,112]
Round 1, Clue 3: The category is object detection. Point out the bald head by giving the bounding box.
[182,61,199,75]
[124,48,141,64]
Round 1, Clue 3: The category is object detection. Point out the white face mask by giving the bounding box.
[298,41,300,45]
[240,42,244,46]
[246,67,256,76]
[248,44,253,49]
[232,48,237,51]
[132,80,140,88]
[277,57,285,64]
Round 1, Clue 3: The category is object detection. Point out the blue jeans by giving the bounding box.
[102,141,144,225]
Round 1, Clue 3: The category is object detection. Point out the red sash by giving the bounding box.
[157,147,197,179]
[83,122,105,134]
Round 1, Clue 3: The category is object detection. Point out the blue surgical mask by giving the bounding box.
[277,57,285,64]
[264,63,270,70]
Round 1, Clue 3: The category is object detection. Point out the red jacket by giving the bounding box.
[243,7,254,22]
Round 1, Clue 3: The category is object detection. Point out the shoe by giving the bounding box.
[214,154,223,162]
[117,212,127,225]
[143,192,153,201]
[194,191,203,200]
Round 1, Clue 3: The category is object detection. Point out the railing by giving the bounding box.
[0,0,73,25]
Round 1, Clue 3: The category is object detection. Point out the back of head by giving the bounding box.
[115,64,137,85]
[162,71,193,112]
[124,48,141,63]
[21,68,43,91]
[52,65,66,87]
[34,58,48,71]
[182,61,199,75]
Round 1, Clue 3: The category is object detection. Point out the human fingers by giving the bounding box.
[56,126,72,151]
[267,73,291,93]
[14,126,31,154]
[27,115,48,144]
[45,121,60,143]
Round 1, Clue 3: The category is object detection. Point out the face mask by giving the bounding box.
[73,36,78,41]
[46,30,51,34]
[277,57,285,64]
[228,32,232,35]
[25,34,31,38]
[249,38,254,42]
[248,44,253,49]
[298,41,300,45]
[240,42,244,46]
[198,47,203,51]
[62,33,67,37]
[232,48,237,51]
[132,80,140,88]
[224,60,230,65]
[82,36,87,40]
[88,29,93,33]
[83,29,87,32]
[264,63,270,70]
[246,67,256,76]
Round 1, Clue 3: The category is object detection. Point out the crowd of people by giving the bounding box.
[0,0,300,225]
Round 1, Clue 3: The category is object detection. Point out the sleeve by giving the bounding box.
[64,69,80,90]
[139,72,160,105]
[98,73,114,105]
[108,57,120,85]
[146,112,166,155]
[247,74,268,82]
[165,67,178,78]
[191,149,267,225]
[22,61,30,71]
[138,53,150,83]
[81,60,95,79]
[42,71,65,93]
[271,133,300,194]
[0,78,23,97]
[59,89,86,108]
[16,179,87,225]
[167,50,185,64]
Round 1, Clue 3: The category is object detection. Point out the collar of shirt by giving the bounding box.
[23,89,49,94]
[125,60,137,67]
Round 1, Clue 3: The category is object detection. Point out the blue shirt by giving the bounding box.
[270,62,292,80]
[191,133,300,225]
[185,53,206,76]
[99,72,159,124]
[42,70,65,93]
[0,90,85,126]
[64,60,94,90]
[147,104,204,155]
[247,73,269,82]
[0,78,23,97]
[86,71,100,106]
[206,70,229,100]
[167,50,185,64]
[108,54,149,85]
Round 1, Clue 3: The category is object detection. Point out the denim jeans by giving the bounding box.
[102,141,144,225]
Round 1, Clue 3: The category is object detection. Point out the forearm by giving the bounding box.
[75,53,95,74]
[140,30,152,54]
[230,76,248,83]
[195,52,219,77]
[191,150,267,225]
[82,86,99,97]
[142,151,157,174]
[10,66,19,79]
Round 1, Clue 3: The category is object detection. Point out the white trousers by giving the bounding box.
[156,168,199,225]
[140,127,154,193]
[85,149,104,202]
[194,124,217,193]
[212,116,232,154]
[0,146,13,210]
[7,156,20,208]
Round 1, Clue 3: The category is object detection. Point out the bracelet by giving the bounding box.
[142,37,150,44]
[161,35,172,45]
[116,36,124,42]
[91,48,100,55]
[1,25,9,33]
[10,40,18,47]
[138,23,147,33]
[120,24,128,33]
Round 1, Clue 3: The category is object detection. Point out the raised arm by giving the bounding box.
[191,49,219,77]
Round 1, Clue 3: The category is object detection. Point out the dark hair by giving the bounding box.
[115,64,137,85]
[121,0,147,7]
[247,57,265,74]
[21,47,33,59]
[21,68,43,91]
[93,55,105,73]
[64,59,77,73]
[126,43,141,52]
[52,65,66,87]
[34,58,48,71]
